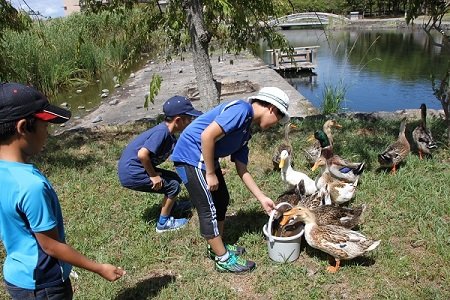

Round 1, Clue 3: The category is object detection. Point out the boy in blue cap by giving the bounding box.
[172,87,290,273]
[0,82,125,300]
[118,95,202,232]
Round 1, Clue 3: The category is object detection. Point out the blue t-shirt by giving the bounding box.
[118,122,176,187]
[0,160,71,290]
[171,99,253,170]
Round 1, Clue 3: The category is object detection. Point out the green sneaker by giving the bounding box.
[215,252,256,273]
[207,243,246,260]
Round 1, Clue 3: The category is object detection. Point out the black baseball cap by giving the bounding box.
[0,82,71,124]
[163,95,202,117]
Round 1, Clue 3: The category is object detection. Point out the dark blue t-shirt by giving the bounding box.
[171,100,253,170]
[118,122,176,187]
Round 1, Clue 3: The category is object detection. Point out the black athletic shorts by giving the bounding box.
[175,163,230,239]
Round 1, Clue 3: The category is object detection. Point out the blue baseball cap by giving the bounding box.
[163,95,202,117]
[0,82,71,124]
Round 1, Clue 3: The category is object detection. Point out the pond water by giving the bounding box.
[259,28,449,112]
[52,57,149,119]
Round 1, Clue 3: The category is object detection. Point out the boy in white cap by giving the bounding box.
[171,86,290,273]
[118,95,202,232]
[0,83,125,300]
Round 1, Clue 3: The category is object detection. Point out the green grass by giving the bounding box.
[1,116,450,299]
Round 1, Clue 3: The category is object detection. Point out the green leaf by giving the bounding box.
[144,73,162,109]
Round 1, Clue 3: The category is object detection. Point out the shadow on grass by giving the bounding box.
[114,273,176,300]
[141,195,193,224]
[223,209,268,243]
[303,237,377,270]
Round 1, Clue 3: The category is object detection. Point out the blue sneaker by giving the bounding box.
[156,217,189,233]
[171,200,192,214]
[215,252,256,273]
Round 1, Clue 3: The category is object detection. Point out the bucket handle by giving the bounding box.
[267,202,293,243]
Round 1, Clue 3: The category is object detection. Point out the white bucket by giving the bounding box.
[263,202,304,263]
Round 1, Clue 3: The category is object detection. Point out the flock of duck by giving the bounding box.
[269,103,437,273]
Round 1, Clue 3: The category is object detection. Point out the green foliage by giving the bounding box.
[1,8,159,95]
[290,0,347,14]
[320,81,347,114]
[144,74,163,109]
[1,117,449,298]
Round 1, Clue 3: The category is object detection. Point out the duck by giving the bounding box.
[304,119,342,164]
[281,203,366,229]
[314,166,359,204]
[272,123,297,170]
[290,206,381,273]
[312,131,365,183]
[279,150,317,195]
[271,202,305,238]
[276,180,329,209]
[412,103,437,159]
[378,118,410,174]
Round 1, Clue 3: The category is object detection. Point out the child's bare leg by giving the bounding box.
[160,195,176,217]
[207,235,227,257]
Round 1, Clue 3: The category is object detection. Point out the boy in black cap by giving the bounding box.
[118,95,202,233]
[0,83,125,299]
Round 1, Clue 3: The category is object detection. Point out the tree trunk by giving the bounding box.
[183,0,220,110]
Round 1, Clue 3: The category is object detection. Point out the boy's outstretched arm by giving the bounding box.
[234,160,275,215]
[35,229,125,281]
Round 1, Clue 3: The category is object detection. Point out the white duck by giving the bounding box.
[279,150,317,195]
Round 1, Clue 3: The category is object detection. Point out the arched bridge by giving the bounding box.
[269,12,350,28]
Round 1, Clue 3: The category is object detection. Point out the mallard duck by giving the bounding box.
[276,184,301,207]
[412,103,437,159]
[279,150,317,195]
[291,206,381,273]
[272,122,297,170]
[304,119,342,164]
[315,167,359,204]
[271,202,305,237]
[312,131,365,183]
[281,203,366,229]
[378,118,410,174]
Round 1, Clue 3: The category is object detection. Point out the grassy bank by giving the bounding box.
[1,8,161,96]
[1,116,449,299]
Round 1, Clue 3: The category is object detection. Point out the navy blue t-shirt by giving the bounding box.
[118,122,176,187]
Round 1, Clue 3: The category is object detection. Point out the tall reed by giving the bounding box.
[1,7,161,96]
[321,80,347,114]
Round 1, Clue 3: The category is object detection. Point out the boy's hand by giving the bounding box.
[206,173,219,191]
[259,196,276,215]
[150,175,163,191]
[98,264,126,282]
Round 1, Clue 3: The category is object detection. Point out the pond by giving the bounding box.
[259,28,449,112]
[52,57,150,120]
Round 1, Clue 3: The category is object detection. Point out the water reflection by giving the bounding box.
[260,28,449,112]
[52,57,149,119]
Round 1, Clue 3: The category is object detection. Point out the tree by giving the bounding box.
[82,0,291,109]
[406,0,450,145]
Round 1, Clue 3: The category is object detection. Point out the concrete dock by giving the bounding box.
[65,51,318,131]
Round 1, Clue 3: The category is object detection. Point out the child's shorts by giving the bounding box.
[175,163,229,239]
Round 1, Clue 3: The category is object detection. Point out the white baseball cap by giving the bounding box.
[248,87,290,124]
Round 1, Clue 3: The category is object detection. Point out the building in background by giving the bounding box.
[63,0,80,15]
